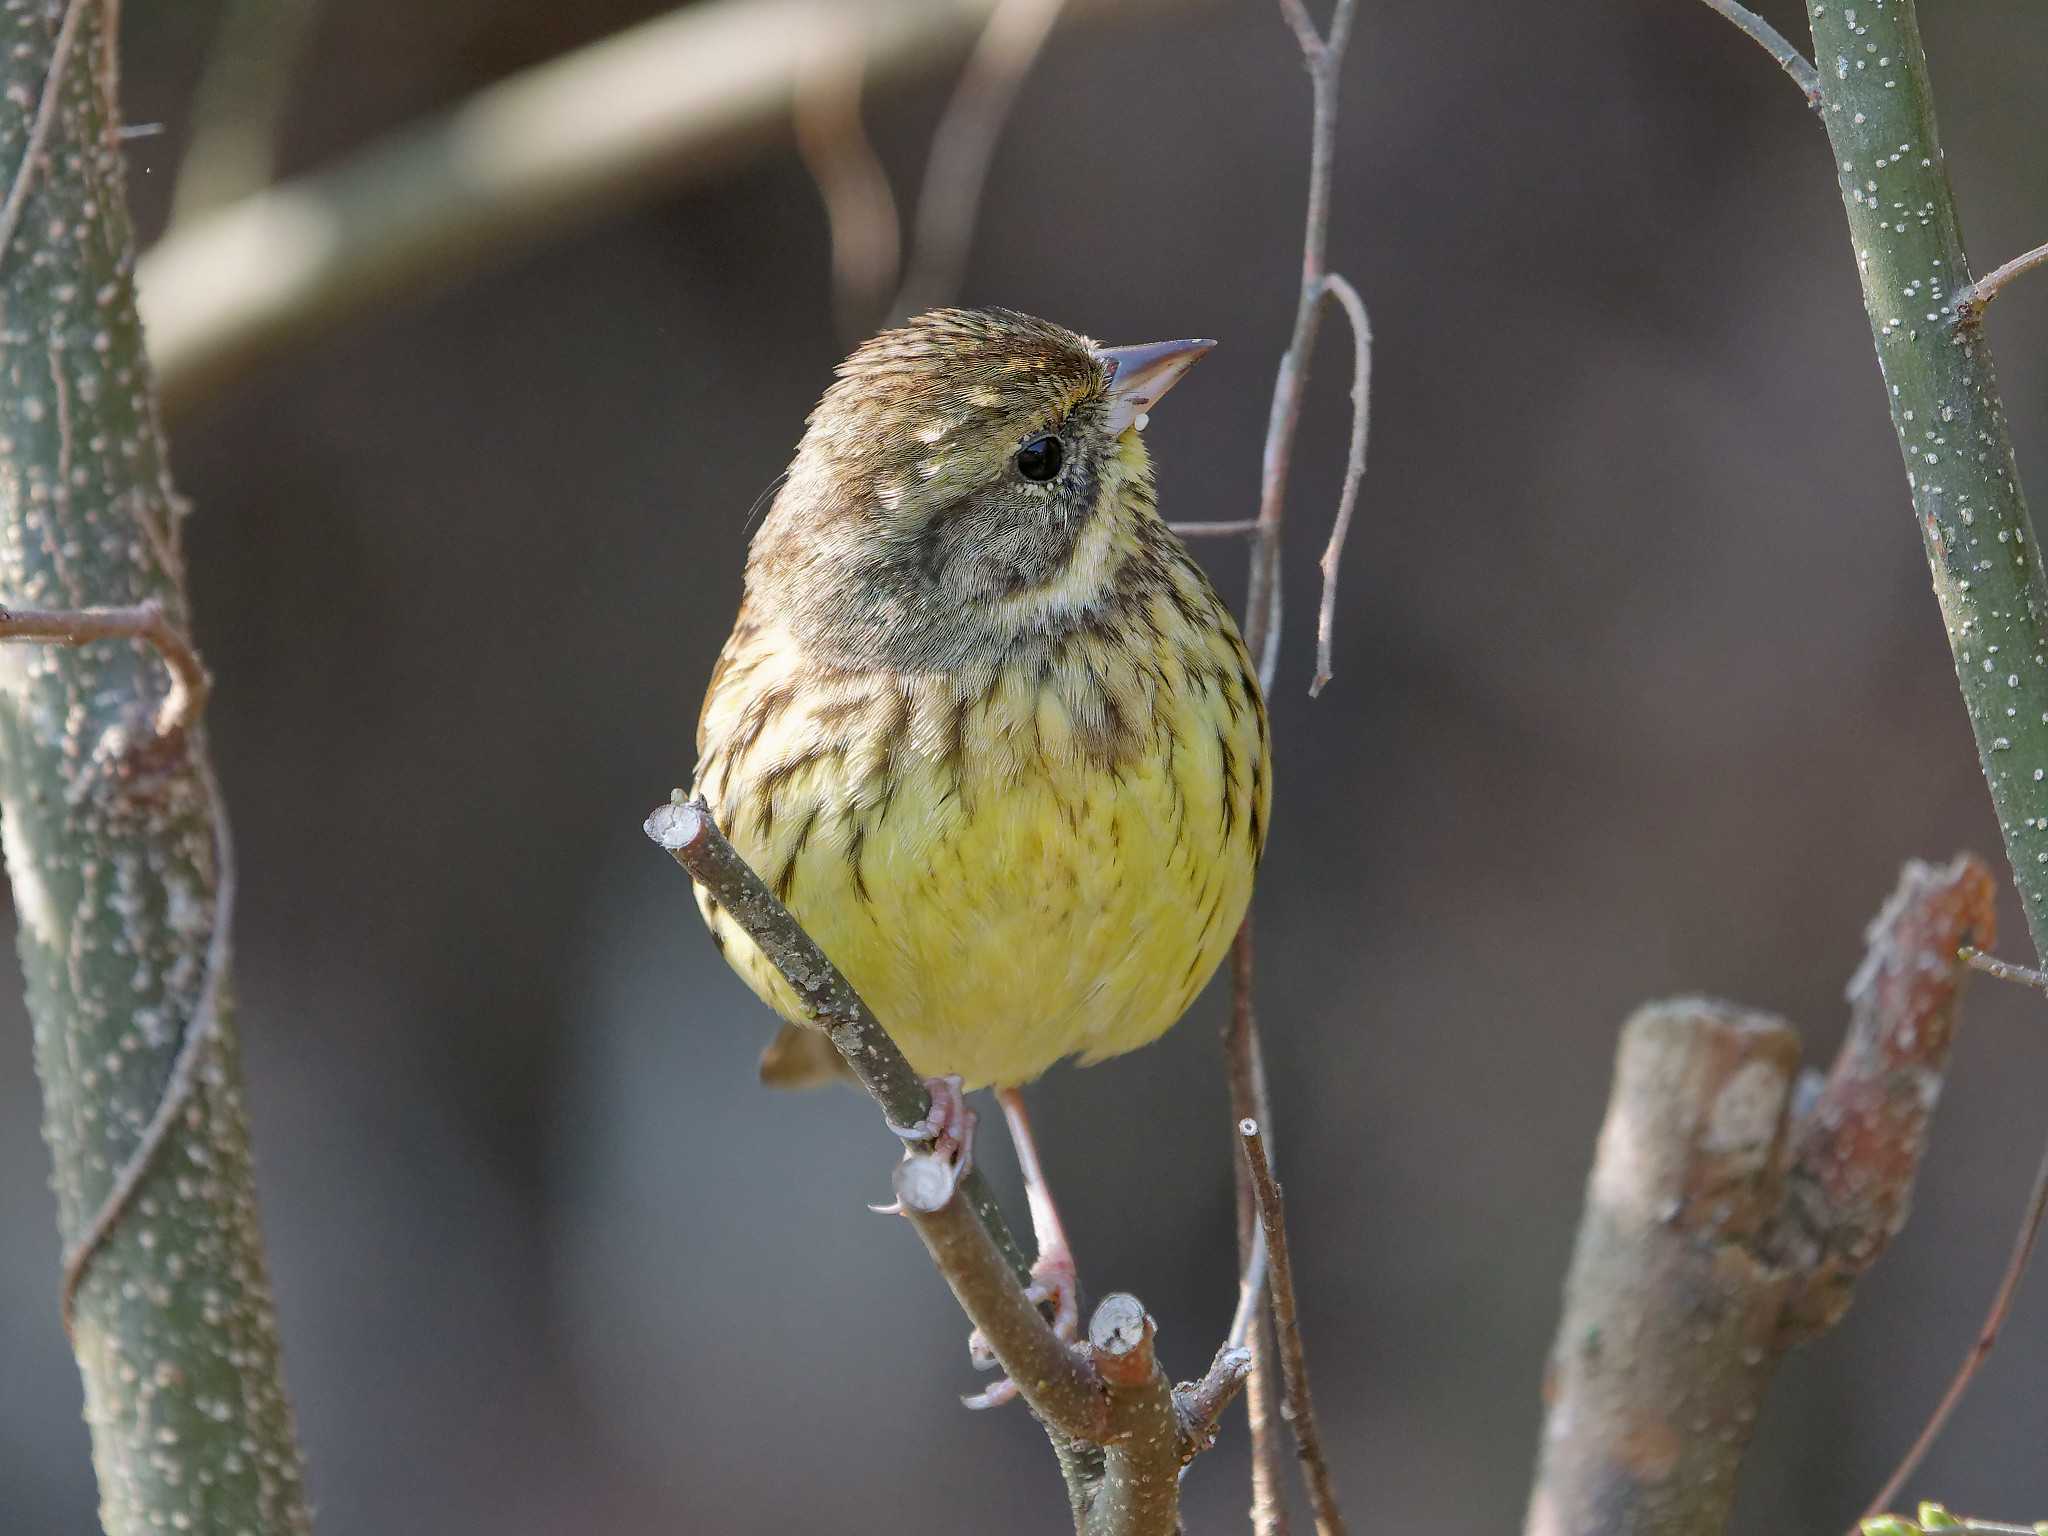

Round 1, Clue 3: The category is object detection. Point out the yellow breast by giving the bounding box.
[692,559,1269,1091]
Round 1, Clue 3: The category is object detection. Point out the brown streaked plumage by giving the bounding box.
[691,307,1270,1093]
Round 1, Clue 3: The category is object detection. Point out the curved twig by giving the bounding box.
[1955,238,2048,326]
[1309,272,1370,697]
[0,0,91,269]
[1691,0,1823,107]
[793,21,901,342]
[891,0,1068,319]
[0,602,210,734]
[60,756,233,1338]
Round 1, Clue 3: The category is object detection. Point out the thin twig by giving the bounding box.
[0,602,210,734]
[1954,239,2048,324]
[1857,1108,2048,1525]
[1244,0,1356,694]
[1225,923,1289,1536]
[1174,1341,1256,1460]
[1169,519,1261,539]
[894,1150,1109,1443]
[1222,4,1367,1528]
[1241,1117,1347,1536]
[793,20,901,342]
[1309,272,1370,697]
[891,0,1067,319]
[1691,0,1824,107]
[1961,946,2048,992]
[0,594,224,1335]
[1228,1222,1270,1352]
[60,755,233,1338]
[0,0,91,269]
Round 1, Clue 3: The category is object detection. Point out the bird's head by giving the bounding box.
[751,308,1212,669]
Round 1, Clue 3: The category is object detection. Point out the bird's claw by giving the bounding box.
[962,1247,1082,1408]
[876,1076,975,1214]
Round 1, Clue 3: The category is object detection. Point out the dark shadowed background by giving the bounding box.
[5,0,2047,1529]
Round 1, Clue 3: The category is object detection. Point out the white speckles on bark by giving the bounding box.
[1806,0,2048,957]
[0,3,311,1532]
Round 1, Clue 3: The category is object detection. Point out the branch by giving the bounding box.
[1523,857,1994,1536]
[793,20,901,343]
[648,797,1257,1532]
[1081,1295,1184,1536]
[1799,0,2048,961]
[165,0,319,226]
[1220,3,1371,1528]
[136,0,1090,412]
[1954,238,2048,326]
[1691,0,1824,107]
[892,1151,1106,1442]
[890,0,1068,320]
[645,796,1030,1284]
[1242,0,1366,698]
[1240,1118,1347,1536]
[0,601,209,734]
[1767,857,2000,1341]
[0,0,86,269]
[0,1,311,1529]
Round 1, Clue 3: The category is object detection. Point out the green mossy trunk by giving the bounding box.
[0,4,311,1531]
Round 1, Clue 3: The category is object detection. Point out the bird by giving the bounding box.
[689,307,1270,1364]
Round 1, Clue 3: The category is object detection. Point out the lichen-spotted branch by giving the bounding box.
[0,2,311,1531]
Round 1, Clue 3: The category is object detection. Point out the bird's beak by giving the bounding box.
[1093,338,1216,437]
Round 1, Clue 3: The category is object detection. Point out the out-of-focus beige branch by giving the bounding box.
[166,0,320,226]
[137,0,1060,412]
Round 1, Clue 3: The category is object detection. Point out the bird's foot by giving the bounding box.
[872,1076,975,1214]
[962,1242,1082,1410]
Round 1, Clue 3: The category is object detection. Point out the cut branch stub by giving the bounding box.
[1526,1000,1802,1536]
[1526,857,1991,1536]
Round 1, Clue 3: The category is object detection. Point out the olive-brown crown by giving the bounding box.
[750,308,1151,671]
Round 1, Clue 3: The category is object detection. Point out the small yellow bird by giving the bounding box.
[691,308,1270,1336]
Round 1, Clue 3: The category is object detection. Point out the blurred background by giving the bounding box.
[5,0,2048,1529]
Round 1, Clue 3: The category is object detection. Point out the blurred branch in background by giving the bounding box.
[139,0,1134,412]
[166,0,319,226]
[891,0,1066,319]
[794,18,901,342]
[647,798,1253,1535]
[0,2,311,1531]
[1524,858,1995,1536]
[796,0,1069,339]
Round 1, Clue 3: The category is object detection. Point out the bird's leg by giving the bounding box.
[998,1086,1082,1340]
[962,1087,1083,1410]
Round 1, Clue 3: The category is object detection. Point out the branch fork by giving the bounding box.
[0,600,210,736]
[1525,856,1996,1536]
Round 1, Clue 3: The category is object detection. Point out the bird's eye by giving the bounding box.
[1014,434,1064,483]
